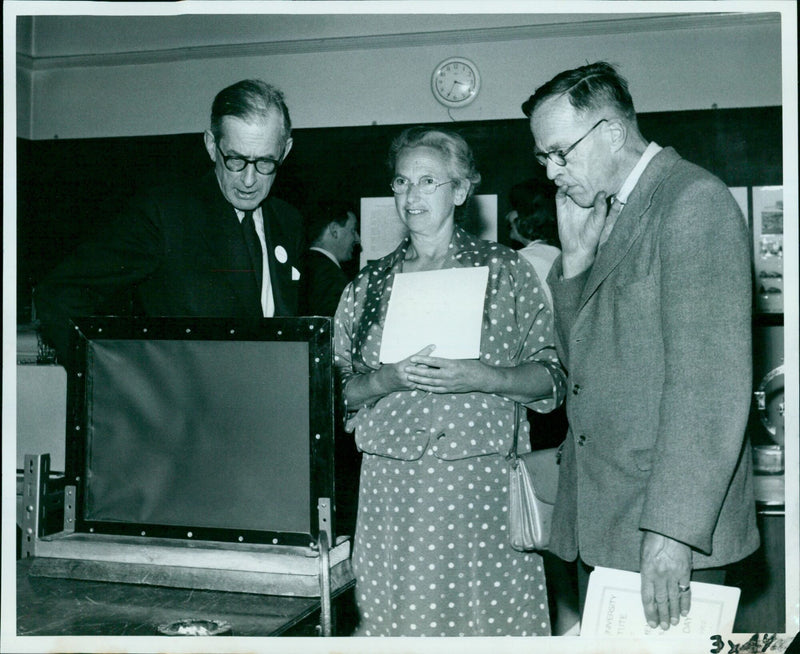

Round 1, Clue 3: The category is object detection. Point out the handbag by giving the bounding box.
[507,403,561,552]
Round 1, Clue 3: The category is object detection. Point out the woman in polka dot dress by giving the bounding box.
[333,127,566,637]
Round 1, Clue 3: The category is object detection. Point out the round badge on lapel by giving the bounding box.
[274,245,288,263]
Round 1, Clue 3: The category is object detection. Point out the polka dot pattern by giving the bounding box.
[333,227,565,636]
[351,450,549,636]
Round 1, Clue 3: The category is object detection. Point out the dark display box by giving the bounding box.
[64,316,336,547]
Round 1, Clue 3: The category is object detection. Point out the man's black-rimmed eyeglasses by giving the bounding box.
[216,145,281,175]
[535,118,607,167]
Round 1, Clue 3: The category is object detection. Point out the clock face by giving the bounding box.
[432,58,480,107]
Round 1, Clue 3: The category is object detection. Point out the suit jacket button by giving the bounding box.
[572,384,581,395]
[577,434,587,445]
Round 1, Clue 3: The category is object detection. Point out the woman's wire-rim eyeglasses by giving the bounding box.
[390,176,456,195]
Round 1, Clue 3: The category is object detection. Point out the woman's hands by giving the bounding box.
[406,350,555,404]
[345,346,554,407]
[381,344,439,393]
[405,349,489,394]
[344,344,484,408]
[343,345,437,408]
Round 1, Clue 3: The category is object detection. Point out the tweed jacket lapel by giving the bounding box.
[579,147,680,310]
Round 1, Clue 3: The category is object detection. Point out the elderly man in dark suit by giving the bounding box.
[36,79,304,365]
[523,62,759,632]
[300,199,360,317]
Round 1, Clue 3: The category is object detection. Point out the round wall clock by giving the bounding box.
[431,57,481,108]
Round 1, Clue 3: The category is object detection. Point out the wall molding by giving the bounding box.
[17,11,778,72]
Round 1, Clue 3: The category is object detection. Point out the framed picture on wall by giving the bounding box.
[752,186,783,314]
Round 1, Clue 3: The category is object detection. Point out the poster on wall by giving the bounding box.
[359,195,498,269]
[752,186,784,313]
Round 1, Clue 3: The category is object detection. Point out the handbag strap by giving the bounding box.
[507,401,521,461]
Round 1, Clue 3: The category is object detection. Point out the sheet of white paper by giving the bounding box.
[581,566,740,637]
[379,267,489,363]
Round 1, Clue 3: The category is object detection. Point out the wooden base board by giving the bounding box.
[29,531,353,597]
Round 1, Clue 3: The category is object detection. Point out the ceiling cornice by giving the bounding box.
[17,11,779,72]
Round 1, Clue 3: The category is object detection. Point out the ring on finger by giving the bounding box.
[677,583,690,593]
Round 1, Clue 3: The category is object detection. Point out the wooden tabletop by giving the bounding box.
[16,557,355,637]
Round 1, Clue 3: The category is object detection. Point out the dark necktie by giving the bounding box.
[241,210,263,289]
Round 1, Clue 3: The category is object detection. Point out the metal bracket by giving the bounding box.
[21,454,48,558]
[317,497,333,552]
[317,529,332,637]
[63,485,77,533]
[21,453,71,558]
[314,498,334,636]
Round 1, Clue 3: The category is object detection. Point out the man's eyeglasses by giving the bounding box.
[390,175,456,195]
[535,118,607,167]
[216,145,281,175]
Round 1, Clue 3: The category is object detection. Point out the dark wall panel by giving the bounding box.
[16,106,782,322]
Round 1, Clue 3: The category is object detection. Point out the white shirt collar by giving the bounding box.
[234,206,262,222]
[310,246,341,268]
[615,142,662,205]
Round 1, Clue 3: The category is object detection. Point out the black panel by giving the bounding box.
[65,316,334,547]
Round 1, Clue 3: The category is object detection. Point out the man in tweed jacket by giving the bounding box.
[522,62,759,632]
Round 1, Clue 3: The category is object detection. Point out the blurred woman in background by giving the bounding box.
[505,179,561,308]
